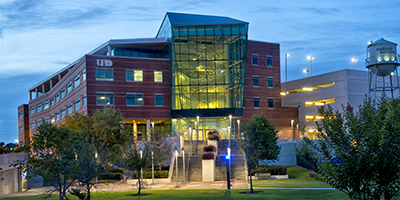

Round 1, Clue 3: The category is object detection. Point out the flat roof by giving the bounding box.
[166,12,248,26]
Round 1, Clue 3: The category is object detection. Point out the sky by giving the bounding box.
[1,0,399,144]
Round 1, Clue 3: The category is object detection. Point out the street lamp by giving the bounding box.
[227,124,231,182]
[196,115,200,141]
[351,58,358,70]
[94,150,98,184]
[229,114,232,141]
[291,119,294,139]
[303,69,309,78]
[285,54,289,82]
[173,147,179,188]
[181,147,185,183]
[189,125,192,156]
[307,56,314,76]
[237,119,240,139]
[139,147,143,187]
[150,149,154,185]
[226,145,231,190]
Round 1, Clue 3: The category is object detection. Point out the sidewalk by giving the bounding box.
[0,180,249,199]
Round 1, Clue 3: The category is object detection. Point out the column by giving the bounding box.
[133,120,137,141]
[146,119,151,142]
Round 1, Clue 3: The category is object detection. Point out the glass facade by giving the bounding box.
[170,24,248,118]
[171,118,236,140]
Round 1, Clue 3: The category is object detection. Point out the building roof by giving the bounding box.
[369,38,397,47]
[166,12,248,26]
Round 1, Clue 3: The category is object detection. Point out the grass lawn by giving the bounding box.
[3,189,351,200]
[252,166,331,188]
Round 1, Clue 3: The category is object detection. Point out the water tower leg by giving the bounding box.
[397,68,400,96]
[383,76,385,95]
[390,75,394,98]
[374,69,378,101]
[368,69,372,99]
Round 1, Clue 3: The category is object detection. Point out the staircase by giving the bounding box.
[170,139,246,182]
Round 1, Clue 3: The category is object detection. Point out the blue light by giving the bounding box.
[225,155,230,159]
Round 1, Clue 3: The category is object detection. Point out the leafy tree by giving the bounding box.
[120,140,151,195]
[240,114,280,193]
[0,141,5,146]
[304,98,400,200]
[0,145,10,154]
[149,125,171,171]
[28,123,78,200]
[5,142,16,150]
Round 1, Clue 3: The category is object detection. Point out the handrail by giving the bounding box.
[168,151,175,182]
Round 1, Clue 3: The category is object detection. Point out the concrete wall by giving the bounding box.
[0,153,28,196]
[260,140,301,167]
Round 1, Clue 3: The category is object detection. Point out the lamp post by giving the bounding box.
[151,149,154,185]
[303,69,309,78]
[228,124,231,182]
[351,58,358,70]
[226,145,231,189]
[174,147,179,187]
[291,119,294,139]
[307,56,314,76]
[229,114,232,141]
[196,115,201,141]
[237,119,240,139]
[139,147,143,187]
[285,54,289,82]
[189,125,192,156]
[94,150,98,184]
[181,147,185,183]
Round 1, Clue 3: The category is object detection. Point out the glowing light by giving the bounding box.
[391,72,395,76]
[302,87,313,91]
[280,92,287,96]
[307,56,314,60]
[351,58,358,62]
[306,116,314,119]
[100,96,106,99]
[305,102,313,105]
[315,102,325,106]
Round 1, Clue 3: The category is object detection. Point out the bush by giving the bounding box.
[131,170,168,179]
[13,146,25,153]
[202,152,215,160]
[202,145,216,152]
[207,130,220,141]
[98,173,123,180]
[0,146,10,154]
[250,165,287,176]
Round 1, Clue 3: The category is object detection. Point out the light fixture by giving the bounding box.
[100,96,106,99]
[280,92,287,96]
[307,56,314,76]
[351,58,358,70]
[302,87,313,91]
[315,102,325,106]
[305,102,313,105]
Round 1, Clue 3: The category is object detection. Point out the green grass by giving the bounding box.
[252,166,331,188]
[3,189,351,200]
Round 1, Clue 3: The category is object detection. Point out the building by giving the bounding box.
[18,12,298,145]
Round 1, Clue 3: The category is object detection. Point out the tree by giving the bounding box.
[0,141,5,146]
[304,97,400,200]
[28,123,78,200]
[149,125,171,171]
[5,142,16,150]
[240,114,281,193]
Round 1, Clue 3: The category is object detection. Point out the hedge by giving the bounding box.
[98,173,123,180]
[131,170,168,179]
[250,165,287,176]
[202,145,216,152]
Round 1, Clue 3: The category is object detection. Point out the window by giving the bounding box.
[37,120,42,127]
[67,103,73,114]
[82,69,86,82]
[55,93,60,102]
[19,125,23,132]
[154,71,163,82]
[30,107,35,114]
[96,93,114,105]
[252,54,258,65]
[74,75,80,88]
[126,69,143,81]
[155,94,163,106]
[267,77,273,88]
[56,112,60,120]
[268,98,274,108]
[266,55,273,67]
[30,122,35,129]
[82,94,87,106]
[67,82,72,94]
[253,97,260,108]
[44,100,49,110]
[127,93,144,106]
[37,104,42,112]
[51,97,55,106]
[45,118,50,124]
[252,76,259,87]
[96,68,114,81]
[61,88,65,98]
[19,112,23,119]
[75,98,80,110]
[51,115,55,122]
[61,108,66,118]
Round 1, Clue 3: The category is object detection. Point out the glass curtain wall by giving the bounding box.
[170,24,248,117]
[172,118,235,141]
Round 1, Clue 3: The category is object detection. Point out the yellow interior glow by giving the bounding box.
[303,87,313,91]
[280,92,287,96]
[305,98,335,107]
[284,82,335,95]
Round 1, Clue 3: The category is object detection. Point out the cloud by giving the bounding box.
[53,60,70,65]
[252,6,284,14]
[301,7,341,15]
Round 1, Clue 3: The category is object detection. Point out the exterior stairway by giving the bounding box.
[171,139,246,182]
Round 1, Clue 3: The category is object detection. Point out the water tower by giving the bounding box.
[366,38,400,100]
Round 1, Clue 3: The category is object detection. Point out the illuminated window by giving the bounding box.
[96,93,114,105]
[67,82,72,94]
[96,68,114,81]
[253,97,260,108]
[267,77,273,88]
[305,98,335,107]
[266,55,273,67]
[154,70,163,82]
[74,75,80,88]
[283,82,335,95]
[155,94,163,106]
[127,93,144,106]
[43,100,49,110]
[252,54,258,65]
[306,115,325,122]
[268,98,274,108]
[252,76,259,87]
[126,69,143,82]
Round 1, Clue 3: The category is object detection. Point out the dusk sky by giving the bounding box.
[1,0,399,144]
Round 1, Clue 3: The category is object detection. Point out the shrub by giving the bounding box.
[98,173,123,180]
[250,165,287,176]
[309,171,317,178]
[0,146,10,154]
[131,170,168,179]
[202,152,215,160]
[13,146,25,153]
[203,145,216,152]
[207,130,220,141]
